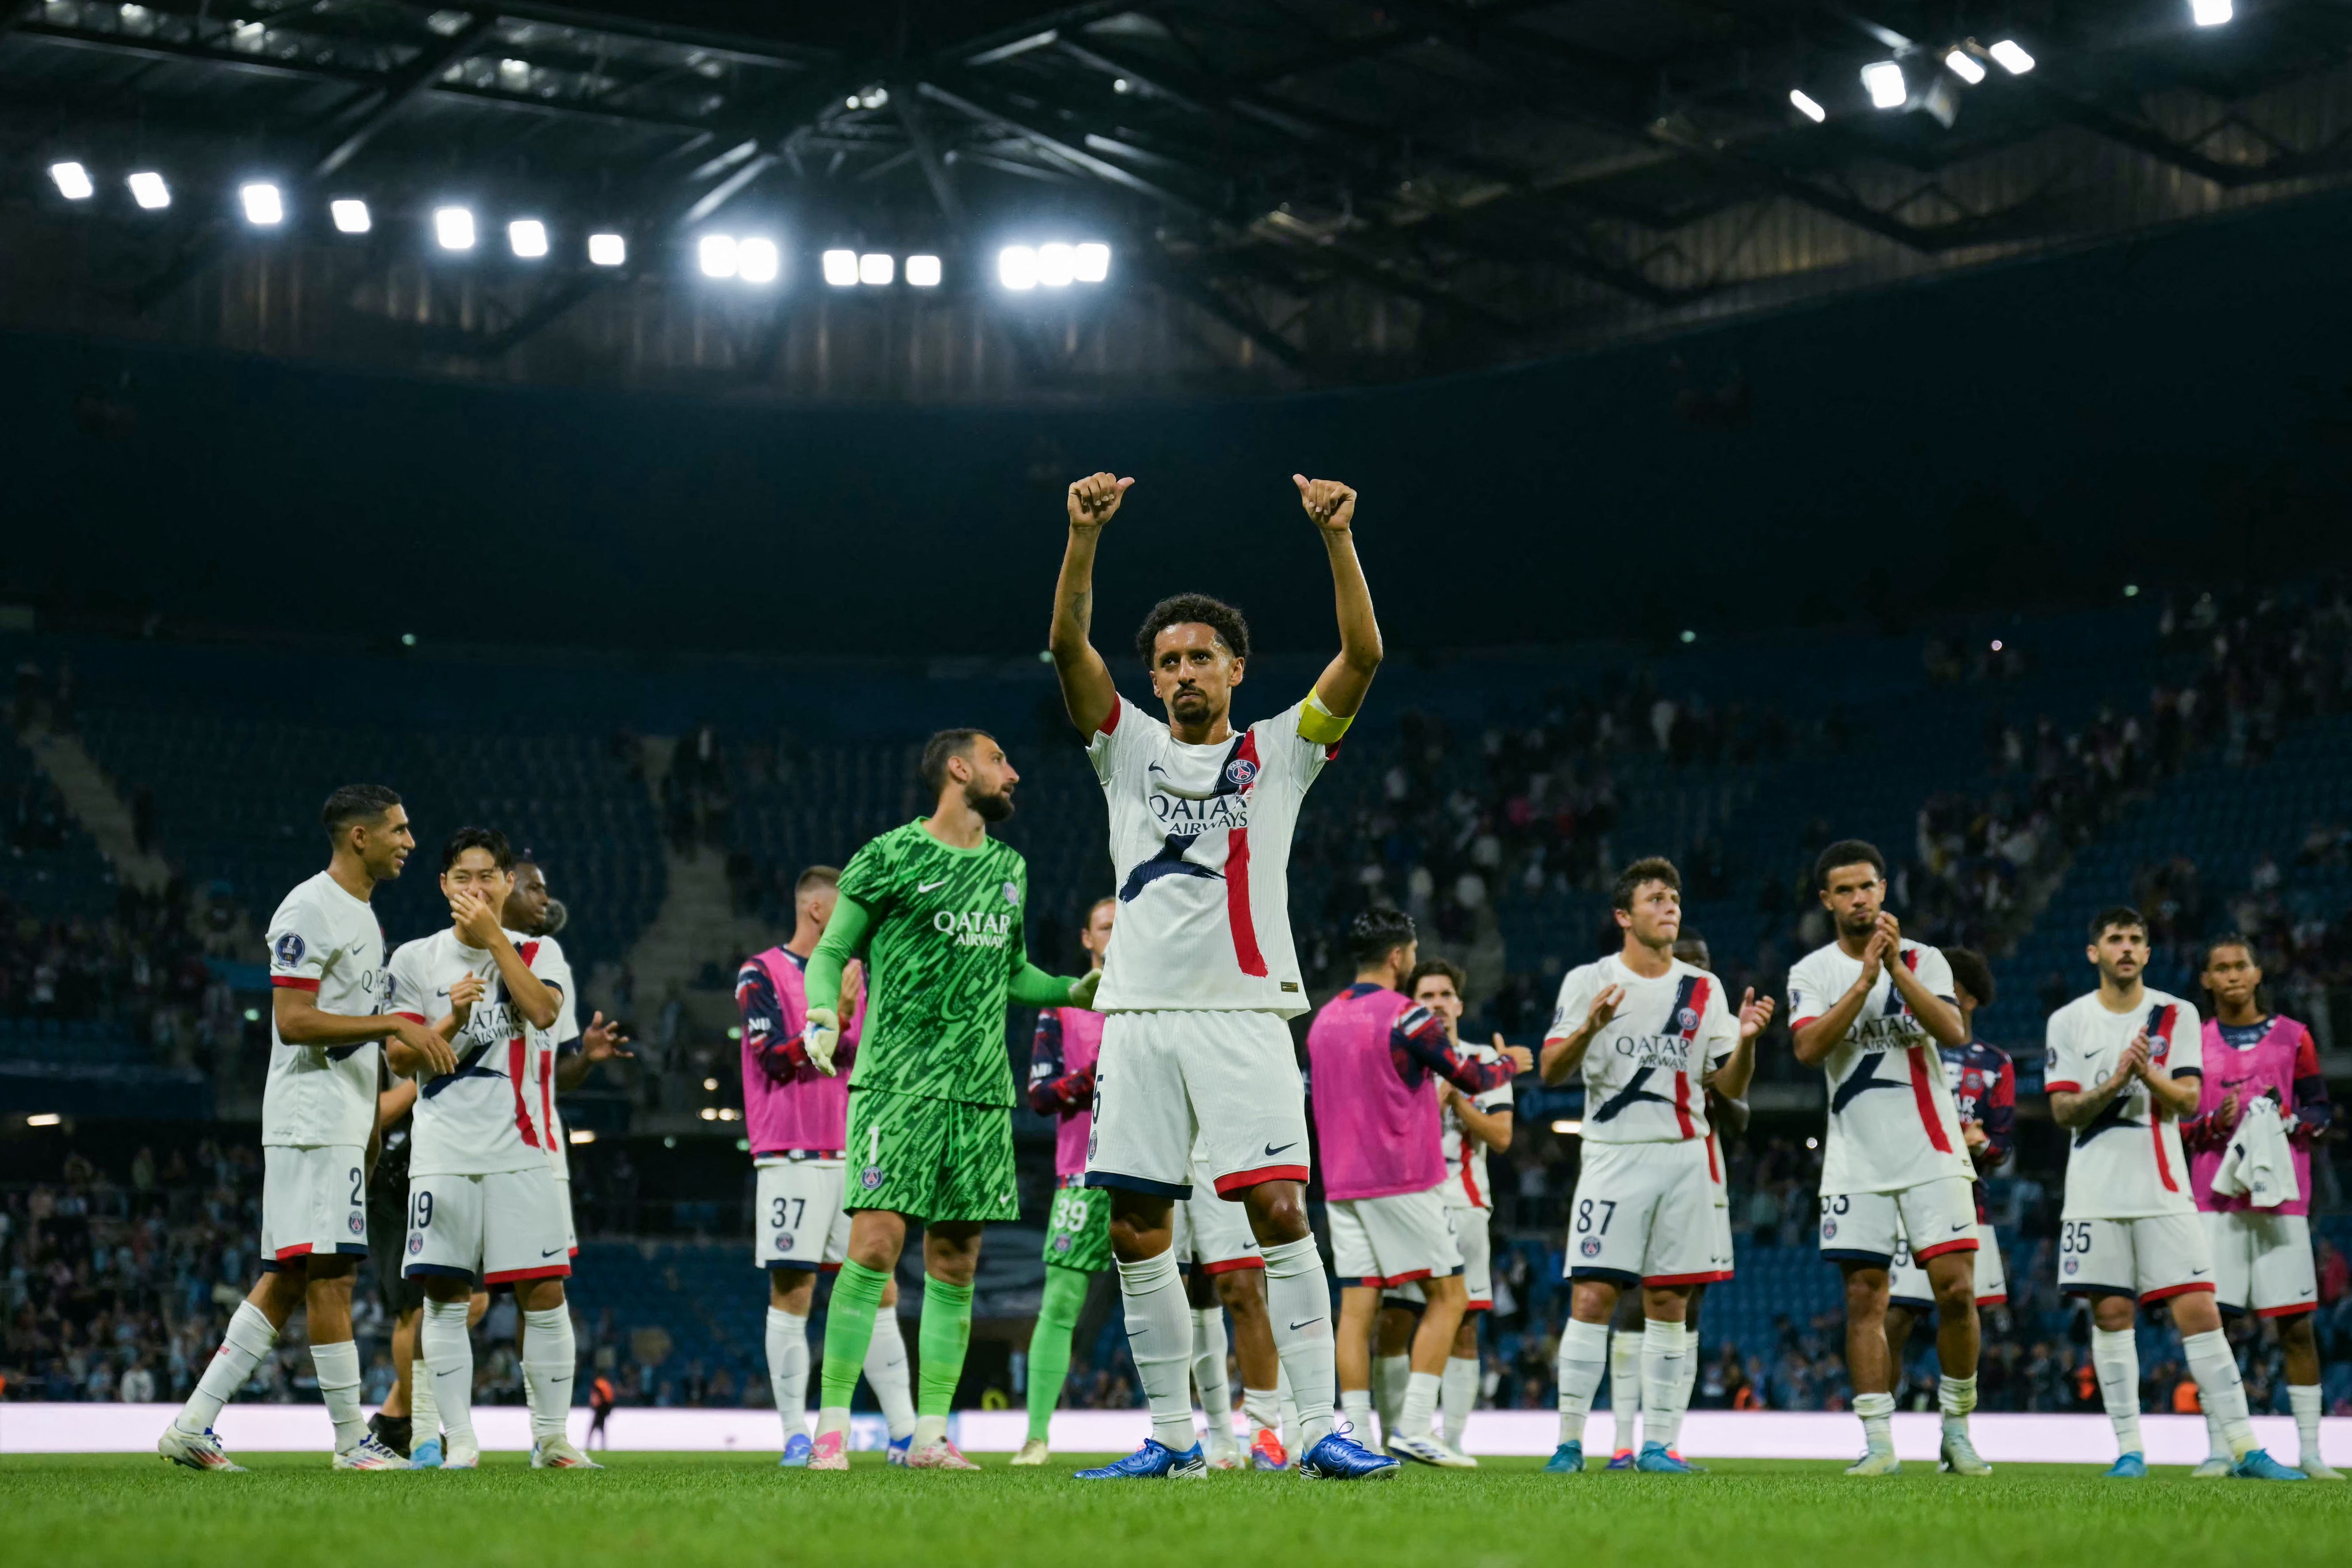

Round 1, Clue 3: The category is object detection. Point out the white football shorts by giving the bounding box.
[1086,1010,1309,1199]
[1566,1138,1719,1286]
[259,1143,370,1267]
[1887,1221,2007,1307]
[2058,1211,2213,1302]
[756,1158,853,1272]
[404,1164,572,1286]
[1818,1177,1978,1270]
[2201,1209,2317,1317]
[1329,1187,1460,1288]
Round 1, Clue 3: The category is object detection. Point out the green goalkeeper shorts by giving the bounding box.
[844,1086,1018,1226]
[1041,1183,1113,1273]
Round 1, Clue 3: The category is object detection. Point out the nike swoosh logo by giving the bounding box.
[1951,1222,1969,1232]
[917,879,948,893]
[1289,1318,1323,1331]
[2190,1268,2209,1276]
[1263,1141,1297,1157]
[541,1248,565,1258]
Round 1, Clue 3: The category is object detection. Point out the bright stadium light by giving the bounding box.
[1550,1119,1582,1135]
[330,198,371,233]
[1789,89,1826,122]
[905,253,942,286]
[1988,39,2034,74]
[2191,0,2231,23]
[1036,242,1076,286]
[587,232,625,266]
[1861,61,1907,110]
[1073,242,1110,282]
[27,1113,63,1127]
[699,233,739,278]
[738,236,780,284]
[859,252,893,285]
[1944,48,1986,84]
[50,161,95,200]
[999,245,1038,290]
[434,206,475,250]
[239,182,283,225]
[508,218,548,258]
[127,170,170,209]
[821,248,858,286]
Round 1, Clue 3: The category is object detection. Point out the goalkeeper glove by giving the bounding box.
[804,1006,841,1076]
[1068,970,1103,1011]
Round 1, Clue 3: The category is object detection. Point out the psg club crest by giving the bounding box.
[1579,1237,1602,1259]
[2064,1257,2079,1276]
[349,1213,365,1235]
[777,1232,795,1254]
[860,1165,885,1191]
[1225,757,1258,788]
[1001,880,1020,906]
[1052,1233,1071,1254]
[1820,1220,1837,1241]
[1677,1007,1699,1032]
[274,932,306,967]
[408,1234,423,1255]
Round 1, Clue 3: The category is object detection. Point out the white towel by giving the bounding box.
[2212,1095,2299,1208]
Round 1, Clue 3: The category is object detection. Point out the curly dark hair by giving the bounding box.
[1348,906,1418,967]
[1135,593,1250,664]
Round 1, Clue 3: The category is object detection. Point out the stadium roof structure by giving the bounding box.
[4,0,2350,397]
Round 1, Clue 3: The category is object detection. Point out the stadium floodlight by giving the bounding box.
[1789,89,1826,122]
[2190,0,2231,23]
[859,252,893,286]
[699,233,739,278]
[1861,61,1907,110]
[1036,242,1076,286]
[737,236,780,284]
[50,161,94,200]
[330,198,371,233]
[239,182,283,226]
[434,206,475,250]
[999,245,1038,290]
[821,248,858,286]
[587,232,625,266]
[1073,242,1110,282]
[1549,1119,1582,1135]
[1988,39,2034,73]
[905,253,942,286]
[508,218,548,258]
[1943,48,1986,84]
[127,171,170,209]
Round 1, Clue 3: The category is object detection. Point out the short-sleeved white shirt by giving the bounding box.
[1437,1037,1515,1209]
[2045,988,2203,1219]
[528,935,580,1179]
[387,927,565,1178]
[1088,694,1330,1016]
[263,870,390,1149]
[1786,939,1973,1195]
[1546,954,1738,1145]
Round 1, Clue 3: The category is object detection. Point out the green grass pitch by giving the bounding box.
[5,1453,2346,1568]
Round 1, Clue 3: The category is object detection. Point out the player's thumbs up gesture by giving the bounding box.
[1738,986,1776,1042]
[1293,475,1357,533]
[1068,472,1133,531]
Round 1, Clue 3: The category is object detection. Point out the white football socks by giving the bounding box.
[2091,1326,2143,1457]
[1242,1384,1281,1438]
[2181,1329,2255,1459]
[766,1306,810,1443]
[178,1300,277,1434]
[1399,1370,1441,1446]
[421,1296,478,1456]
[1854,1390,1896,1456]
[865,1309,918,1441]
[1373,1353,1410,1444]
[1641,1319,1688,1453]
[1937,1372,1977,1442]
[2291,1382,2324,1469]
[410,1342,441,1437]
[1555,1317,1610,1445]
[1610,1328,1643,1452]
[1190,1307,1236,1459]
[1340,1388,1375,1440]
[521,1305,577,1443]
[2203,1404,2232,1465]
[1117,1249,1199,1452]
[1440,1355,1479,1449]
[1275,1362,1301,1457]
[310,1339,366,1454]
[1262,1238,1337,1449]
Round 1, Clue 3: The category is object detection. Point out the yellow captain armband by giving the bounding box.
[1298,689,1354,745]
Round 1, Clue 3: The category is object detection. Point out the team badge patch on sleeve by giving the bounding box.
[274,932,306,966]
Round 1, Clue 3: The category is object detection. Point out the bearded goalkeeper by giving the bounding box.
[801,727,1100,1471]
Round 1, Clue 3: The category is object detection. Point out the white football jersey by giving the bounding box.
[2045,988,2202,1219]
[387,926,564,1178]
[1786,939,1973,1195]
[1547,954,1738,1144]
[529,934,580,1180]
[1437,1037,1515,1209]
[263,870,390,1149]
[1089,694,1330,1015]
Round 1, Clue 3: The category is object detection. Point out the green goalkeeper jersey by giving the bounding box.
[831,819,1033,1107]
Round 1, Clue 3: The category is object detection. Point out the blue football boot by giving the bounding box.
[1073,1439,1208,1480]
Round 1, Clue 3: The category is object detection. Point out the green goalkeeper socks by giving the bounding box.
[917,1275,975,1419]
[819,1260,890,1410]
[1026,1265,1090,1442]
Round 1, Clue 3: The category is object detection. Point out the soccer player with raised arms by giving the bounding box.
[1048,469,1397,1480]
[1786,840,1984,1477]
[2046,909,2302,1480]
[159,784,456,1472]
[798,732,1100,1472]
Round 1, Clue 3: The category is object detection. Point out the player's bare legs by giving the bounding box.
[160,1266,307,1469]
[770,1267,910,1461]
[2092,1285,2293,1477]
[1372,1301,1416,1440]
[1839,1261,1896,1399]
[1555,1276,1690,1473]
